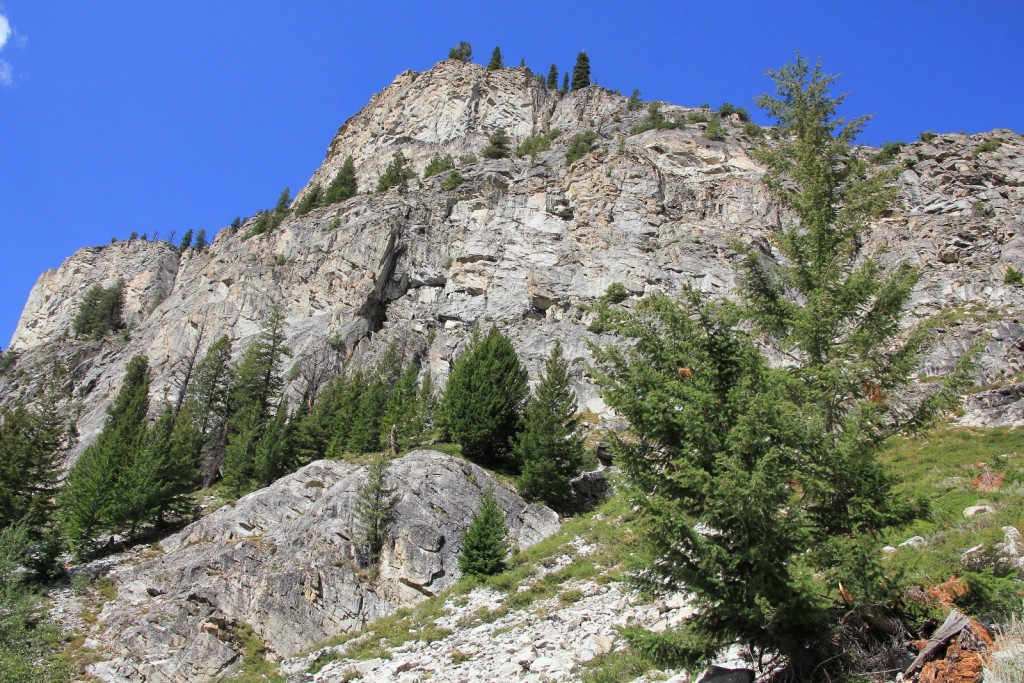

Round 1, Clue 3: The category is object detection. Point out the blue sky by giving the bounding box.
[2,1,1022,348]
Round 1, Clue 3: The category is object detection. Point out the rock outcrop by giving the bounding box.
[86,450,560,681]
[3,60,1023,460]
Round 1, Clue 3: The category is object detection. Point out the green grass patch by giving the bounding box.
[880,426,1024,585]
[579,648,659,683]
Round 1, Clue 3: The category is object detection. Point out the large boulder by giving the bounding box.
[88,450,560,682]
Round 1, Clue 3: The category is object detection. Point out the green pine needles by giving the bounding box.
[592,54,975,678]
[72,280,126,339]
[458,487,508,578]
[439,326,527,466]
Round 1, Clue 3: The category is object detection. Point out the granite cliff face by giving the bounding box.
[6,60,1022,460]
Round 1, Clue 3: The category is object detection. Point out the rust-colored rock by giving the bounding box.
[971,464,1005,492]
[926,577,970,606]
[918,618,992,683]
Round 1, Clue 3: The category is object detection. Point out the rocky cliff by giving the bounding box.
[77,450,559,681]
[4,60,1023,459]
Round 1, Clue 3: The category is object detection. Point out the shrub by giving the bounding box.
[1005,266,1023,285]
[565,131,598,165]
[743,120,763,137]
[704,116,725,141]
[441,170,464,190]
[459,153,478,165]
[294,183,323,216]
[376,152,415,192]
[423,154,455,179]
[626,89,642,111]
[630,102,681,134]
[602,282,629,303]
[919,131,938,143]
[72,280,126,339]
[686,111,708,124]
[482,130,512,159]
[516,128,561,159]
[448,41,472,62]
[718,102,749,121]
[873,141,906,163]
[458,488,508,578]
[973,138,1001,157]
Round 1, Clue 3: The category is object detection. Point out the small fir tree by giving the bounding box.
[194,229,208,251]
[178,229,193,251]
[560,73,569,95]
[324,156,358,204]
[72,280,126,339]
[487,46,504,70]
[439,326,527,465]
[515,341,585,512]
[482,130,512,159]
[354,455,394,567]
[0,399,66,530]
[376,152,415,192]
[571,51,591,91]
[422,154,456,179]
[458,487,508,578]
[448,41,472,62]
[546,64,558,90]
[294,184,323,216]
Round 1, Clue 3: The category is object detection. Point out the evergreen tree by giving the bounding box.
[121,407,200,532]
[326,370,370,458]
[253,398,294,487]
[0,400,65,530]
[353,455,394,567]
[380,362,421,451]
[487,46,504,70]
[376,152,415,192]
[422,154,456,179]
[560,73,569,95]
[294,184,323,216]
[439,326,527,465]
[546,64,558,90]
[58,355,151,554]
[194,229,208,251]
[515,341,585,512]
[448,41,472,62]
[324,156,358,204]
[571,51,591,91]
[179,334,233,486]
[482,130,512,159]
[72,280,126,339]
[591,56,973,676]
[179,229,193,251]
[458,487,508,578]
[222,308,290,494]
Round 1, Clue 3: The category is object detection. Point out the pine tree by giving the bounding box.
[179,334,233,486]
[439,326,527,465]
[222,308,290,494]
[591,56,973,676]
[324,156,358,204]
[571,51,591,91]
[560,73,569,95]
[58,355,151,553]
[458,487,508,578]
[194,229,208,251]
[253,398,294,487]
[0,400,65,530]
[72,280,126,339]
[178,229,193,251]
[294,184,323,216]
[376,152,415,192]
[448,41,472,62]
[353,455,394,567]
[487,46,504,70]
[547,65,558,90]
[515,341,585,512]
[380,362,421,451]
[482,130,512,159]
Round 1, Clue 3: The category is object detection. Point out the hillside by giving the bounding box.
[2,56,1024,682]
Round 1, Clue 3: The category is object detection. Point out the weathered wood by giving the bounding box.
[904,608,970,676]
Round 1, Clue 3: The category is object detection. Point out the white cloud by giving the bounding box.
[0,61,10,87]
[0,13,10,51]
